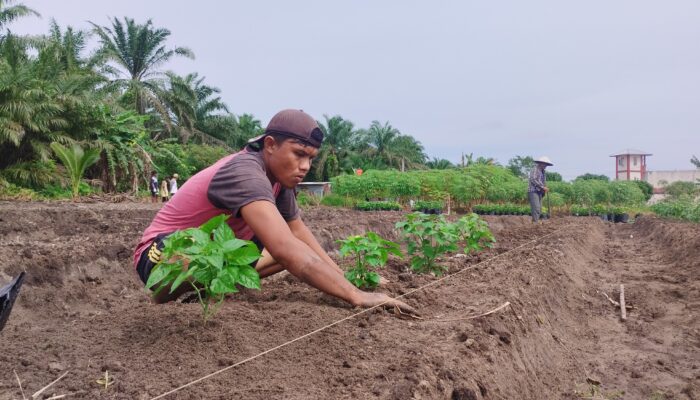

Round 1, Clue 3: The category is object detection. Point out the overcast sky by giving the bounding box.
[11,0,700,179]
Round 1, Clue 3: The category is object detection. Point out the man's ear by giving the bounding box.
[263,135,277,153]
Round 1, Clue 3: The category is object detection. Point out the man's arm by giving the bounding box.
[241,200,361,305]
[241,200,416,313]
[287,217,344,277]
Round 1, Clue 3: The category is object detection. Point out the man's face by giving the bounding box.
[264,137,319,188]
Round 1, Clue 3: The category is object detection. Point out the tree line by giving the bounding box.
[6,1,679,198]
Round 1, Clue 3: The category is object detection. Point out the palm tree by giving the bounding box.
[0,23,106,173]
[234,113,263,147]
[191,73,228,123]
[426,157,454,169]
[90,17,194,116]
[364,120,399,162]
[160,71,197,142]
[160,72,230,144]
[0,0,39,32]
[391,135,427,170]
[357,120,426,170]
[0,33,69,168]
[313,115,356,180]
[50,142,101,198]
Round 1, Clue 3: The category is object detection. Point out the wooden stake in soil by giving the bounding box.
[619,284,627,321]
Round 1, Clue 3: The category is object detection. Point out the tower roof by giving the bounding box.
[609,148,652,157]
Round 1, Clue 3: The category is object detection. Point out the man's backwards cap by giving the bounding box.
[248,109,324,148]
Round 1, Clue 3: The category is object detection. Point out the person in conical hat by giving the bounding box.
[528,156,554,223]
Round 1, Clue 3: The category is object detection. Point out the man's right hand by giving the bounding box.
[354,292,418,316]
[543,187,549,193]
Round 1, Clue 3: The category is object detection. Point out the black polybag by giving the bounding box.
[0,272,25,332]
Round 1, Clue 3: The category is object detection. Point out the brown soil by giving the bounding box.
[0,203,698,400]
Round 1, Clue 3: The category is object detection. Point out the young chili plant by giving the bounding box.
[337,232,402,288]
[396,212,495,276]
[395,212,460,275]
[146,214,262,323]
[453,213,496,253]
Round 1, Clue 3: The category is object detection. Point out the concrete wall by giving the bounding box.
[646,170,700,188]
[616,171,643,181]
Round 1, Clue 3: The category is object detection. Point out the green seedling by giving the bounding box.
[453,213,496,253]
[146,214,262,322]
[396,212,494,276]
[337,232,402,288]
[395,212,459,275]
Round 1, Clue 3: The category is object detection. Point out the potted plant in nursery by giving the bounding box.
[613,207,629,223]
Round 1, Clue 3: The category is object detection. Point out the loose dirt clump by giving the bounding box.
[0,203,697,399]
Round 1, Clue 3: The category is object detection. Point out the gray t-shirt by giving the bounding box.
[208,148,300,221]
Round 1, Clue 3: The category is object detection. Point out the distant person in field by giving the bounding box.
[159,176,170,203]
[528,156,553,223]
[133,109,415,314]
[169,173,179,199]
[149,171,159,203]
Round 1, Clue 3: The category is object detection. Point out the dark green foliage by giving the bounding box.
[651,196,700,222]
[472,203,531,215]
[146,214,262,322]
[296,191,321,207]
[320,194,355,208]
[506,155,534,178]
[632,180,653,201]
[609,181,646,205]
[665,181,698,198]
[149,142,228,180]
[545,171,563,182]
[413,200,443,211]
[338,232,402,288]
[575,173,610,182]
[355,201,402,211]
[395,212,494,275]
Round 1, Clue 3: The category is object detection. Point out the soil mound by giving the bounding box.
[0,203,697,399]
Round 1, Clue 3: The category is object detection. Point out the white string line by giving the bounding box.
[150,229,562,400]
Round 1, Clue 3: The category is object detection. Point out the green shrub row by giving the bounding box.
[570,205,630,216]
[651,196,700,222]
[355,201,402,211]
[413,200,443,211]
[332,167,647,208]
[472,203,535,216]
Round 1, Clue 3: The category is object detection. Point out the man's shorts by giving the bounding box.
[136,233,264,285]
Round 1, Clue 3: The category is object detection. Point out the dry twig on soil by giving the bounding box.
[31,370,69,399]
[96,370,114,390]
[14,369,27,400]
